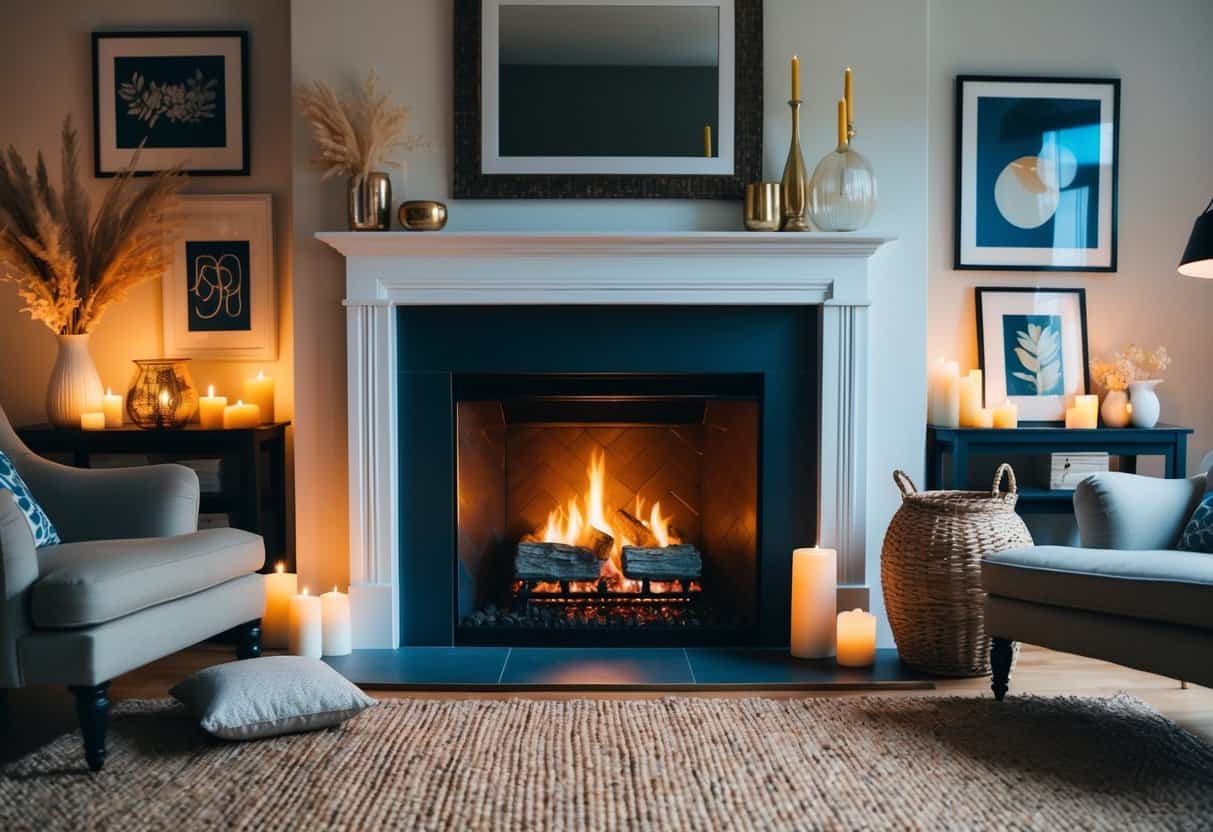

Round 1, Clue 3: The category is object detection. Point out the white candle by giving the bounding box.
[102,388,124,428]
[1066,395,1099,429]
[223,399,261,430]
[199,385,228,430]
[263,562,297,648]
[991,401,1018,429]
[958,370,984,427]
[971,407,994,429]
[80,411,106,431]
[243,371,274,424]
[928,358,960,427]
[836,608,876,667]
[288,587,323,659]
[321,586,352,656]
[790,546,836,659]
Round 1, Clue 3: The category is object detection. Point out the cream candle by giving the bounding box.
[243,370,274,424]
[836,608,876,667]
[958,370,984,427]
[991,401,1019,429]
[928,359,961,427]
[222,400,261,430]
[790,55,800,100]
[199,385,228,430]
[102,388,124,428]
[320,586,352,657]
[81,411,106,431]
[288,587,323,659]
[263,561,297,648]
[790,546,836,659]
[971,407,994,429]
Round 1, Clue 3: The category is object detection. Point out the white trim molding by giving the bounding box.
[317,230,895,648]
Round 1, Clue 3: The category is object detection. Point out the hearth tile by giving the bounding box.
[685,648,934,688]
[500,647,695,686]
[324,648,509,687]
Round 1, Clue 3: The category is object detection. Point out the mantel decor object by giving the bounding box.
[348,172,391,231]
[808,70,876,232]
[126,359,198,429]
[399,200,448,231]
[780,99,809,231]
[743,183,782,231]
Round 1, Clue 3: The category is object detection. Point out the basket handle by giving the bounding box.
[991,463,1018,497]
[893,469,918,498]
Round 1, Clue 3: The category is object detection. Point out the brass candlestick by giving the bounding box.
[780,99,809,231]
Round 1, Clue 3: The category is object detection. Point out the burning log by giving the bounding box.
[614,508,659,548]
[586,526,615,561]
[516,541,603,581]
[621,544,702,580]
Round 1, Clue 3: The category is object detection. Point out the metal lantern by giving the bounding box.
[125,359,198,429]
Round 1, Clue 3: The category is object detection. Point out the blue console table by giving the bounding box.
[926,424,1194,515]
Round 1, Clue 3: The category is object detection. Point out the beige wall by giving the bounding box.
[928,0,1213,472]
[0,0,295,556]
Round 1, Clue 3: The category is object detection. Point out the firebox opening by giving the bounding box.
[455,373,761,646]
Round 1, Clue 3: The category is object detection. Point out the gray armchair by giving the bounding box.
[982,471,1213,698]
[0,404,265,770]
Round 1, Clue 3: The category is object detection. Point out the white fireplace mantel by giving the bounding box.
[317,230,896,648]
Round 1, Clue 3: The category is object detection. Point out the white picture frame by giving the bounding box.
[163,194,276,361]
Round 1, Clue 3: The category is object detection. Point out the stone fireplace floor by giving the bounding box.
[323,647,934,690]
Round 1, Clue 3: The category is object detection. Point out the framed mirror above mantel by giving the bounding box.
[453,0,762,199]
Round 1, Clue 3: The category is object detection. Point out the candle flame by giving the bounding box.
[333,585,338,593]
[275,561,285,574]
[208,384,215,398]
[106,387,112,396]
[159,390,170,405]
[302,587,309,596]
[236,400,244,406]
[256,370,265,380]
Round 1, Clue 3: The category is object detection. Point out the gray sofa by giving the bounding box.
[0,404,266,770]
[983,471,1213,698]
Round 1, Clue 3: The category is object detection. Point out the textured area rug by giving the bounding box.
[3,694,1212,830]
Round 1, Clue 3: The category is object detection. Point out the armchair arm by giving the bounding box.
[1,489,38,688]
[1074,472,1205,550]
[14,452,199,543]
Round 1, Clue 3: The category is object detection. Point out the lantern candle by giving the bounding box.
[102,388,124,428]
[222,400,261,430]
[991,401,1019,429]
[928,358,960,427]
[199,385,228,430]
[321,586,352,656]
[790,546,836,659]
[243,370,274,424]
[958,369,984,427]
[836,608,876,667]
[263,561,297,648]
[287,587,323,659]
[81,411,106,431]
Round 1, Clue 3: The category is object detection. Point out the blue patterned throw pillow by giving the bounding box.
[1178,490,1213,553]
[0,450,60,548]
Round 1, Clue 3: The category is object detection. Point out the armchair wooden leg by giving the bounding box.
[990,637,1014,701]
[69,682,111,772]
[235,619,262,660]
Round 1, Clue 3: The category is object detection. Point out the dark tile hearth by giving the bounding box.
[324,647,934,690]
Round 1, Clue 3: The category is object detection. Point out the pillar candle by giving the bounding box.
[321,586,352,656]
[928,359,960,427]
[199,385,228,430]
[971,407,994,428]
[263,562,297,648]
[958,369,984,427]
[991,401,1019,429]
[102,388,124,428]
[243,370,274,424]
[81,411,106,431]
[844,66,854,125]
[223,400,261,429]
[288,588,323,659]
[790,546,836,659]
[836,608,876,667]
[791,55,800,100]
[1076,394,1099,424]
[1065,400,1098,429]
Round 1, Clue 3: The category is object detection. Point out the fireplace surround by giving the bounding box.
[318,231,894,649]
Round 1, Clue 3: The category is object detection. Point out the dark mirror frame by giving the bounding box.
[453,0,763,199]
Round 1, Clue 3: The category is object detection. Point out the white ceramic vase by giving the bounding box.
[1128,380,1162,429]
[1100,389,1131,428]
[46,333,104,429]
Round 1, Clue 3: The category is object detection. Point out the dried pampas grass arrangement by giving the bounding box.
[0,116,185,335]
[297,70,428,180]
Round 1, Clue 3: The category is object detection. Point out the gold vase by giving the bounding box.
[780,100,809,231]
[743,183,782,231]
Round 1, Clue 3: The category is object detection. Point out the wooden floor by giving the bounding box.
[4,644,1211,764]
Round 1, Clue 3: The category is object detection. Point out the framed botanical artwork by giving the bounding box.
[92,31,249,176]
[955,75,1119,272]
[163,195,275,361]
[975,287,1090,424]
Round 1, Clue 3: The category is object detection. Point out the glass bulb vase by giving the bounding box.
[125,359,198,430]
[808,144,877,232]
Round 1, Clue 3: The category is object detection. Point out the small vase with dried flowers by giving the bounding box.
[1091,345,1172,429]
[297,70,428,231]
[0,117,184,428]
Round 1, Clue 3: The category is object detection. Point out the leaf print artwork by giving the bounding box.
[118,69,218,128]
[1002,314,1065,396]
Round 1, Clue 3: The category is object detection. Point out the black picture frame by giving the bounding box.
[452,0,762,199]
[975,286,1091,425]
[954,75,1120,272]
[92,30,250,177]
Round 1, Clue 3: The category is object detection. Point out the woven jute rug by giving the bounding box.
[3,694,1212,830]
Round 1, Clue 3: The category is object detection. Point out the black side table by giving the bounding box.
[16,422,290,569]
[926,424,1194,515]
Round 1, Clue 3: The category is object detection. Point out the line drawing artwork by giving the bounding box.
[190,253,244,322]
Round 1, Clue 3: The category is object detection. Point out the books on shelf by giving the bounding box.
[1049,452,1109,490]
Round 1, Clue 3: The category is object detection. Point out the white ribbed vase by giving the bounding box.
[46,333,104,429]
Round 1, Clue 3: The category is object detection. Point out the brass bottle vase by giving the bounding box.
[780,100,809,231]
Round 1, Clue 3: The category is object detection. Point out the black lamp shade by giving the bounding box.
[1179,201,1213,278]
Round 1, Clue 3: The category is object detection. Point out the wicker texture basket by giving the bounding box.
[881,464,1033,677]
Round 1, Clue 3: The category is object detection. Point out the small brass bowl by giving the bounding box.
[743,182,782,231]
[399,200,448,231]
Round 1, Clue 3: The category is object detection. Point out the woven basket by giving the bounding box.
[881,464,1033,677]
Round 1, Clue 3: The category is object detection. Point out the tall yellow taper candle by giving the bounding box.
[703,124,712,157]
[844,66,853,125]
[791,55,800,100]
[837,99,847,147]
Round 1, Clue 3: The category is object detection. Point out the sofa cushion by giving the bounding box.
[1177,463,1213,553]
[0,449,59,548]
[31,528,264,628]
[982,545,1213,631]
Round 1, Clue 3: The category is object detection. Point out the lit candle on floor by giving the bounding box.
[199,385,228,430]
[836,608,876,667]
[243,370,274,424]
[288,587,323,659]
[958,369,984,427]
[223,400,261,429]
[81,411,106,431]
[102,388,124,428]
[928,358,960,427]
[790,546,836,659]
[263,562,297,649]
[321,586,352,657]
[991,401,1018,429]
